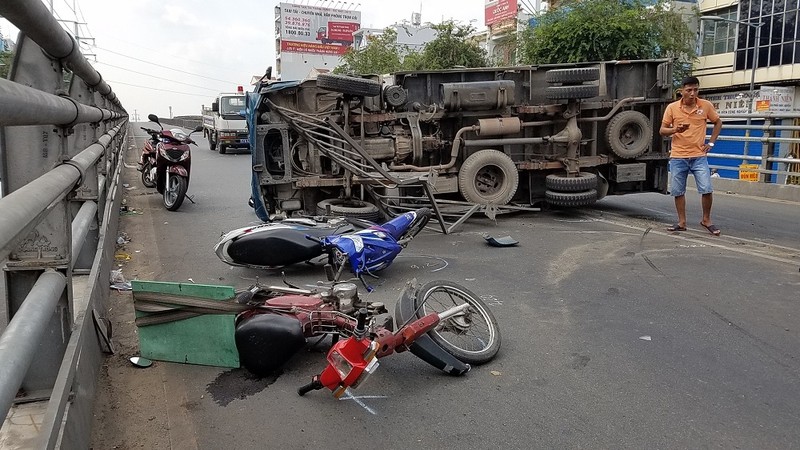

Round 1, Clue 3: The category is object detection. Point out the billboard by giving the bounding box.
[279,3,361,56]
[485,0,518,26]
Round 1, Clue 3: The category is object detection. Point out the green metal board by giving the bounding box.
[132,280,239,368]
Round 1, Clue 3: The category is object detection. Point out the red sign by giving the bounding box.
[485,0,518,26]
[280,40,350,56]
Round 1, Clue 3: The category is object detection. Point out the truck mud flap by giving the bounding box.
[394,281,471,376]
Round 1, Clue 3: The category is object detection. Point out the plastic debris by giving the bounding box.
[110,269,132,291]
[639,335,652,341]
[129,356,153,368]
[490,370,502,376]
[483,233,519,247]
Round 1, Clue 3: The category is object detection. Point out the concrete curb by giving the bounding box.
[711,178,800,203]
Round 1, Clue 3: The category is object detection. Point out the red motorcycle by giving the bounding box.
[138,114,202,211]
[137,126,160,188]
[233,273,501,399]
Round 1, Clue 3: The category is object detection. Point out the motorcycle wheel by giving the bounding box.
[163,175,188,211]
[413,280,501,365]
[141,162,156,188]
[397,208,432,244]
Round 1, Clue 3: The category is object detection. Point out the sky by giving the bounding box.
[1,0,489,119]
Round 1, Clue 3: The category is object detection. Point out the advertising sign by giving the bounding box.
[703,86,797,115]
[485,0,518,26]
[279,2,361,56]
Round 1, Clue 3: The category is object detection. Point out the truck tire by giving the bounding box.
[316,74,381,97]
[545,85,599,100]
[545,68,600,84]
[545,172,598,192]
[545,189,598,207]
[209,133,217,151]
[458,149,519,205]
[316,198,382,222]
[606,110,652,159]
[219,144,227,154]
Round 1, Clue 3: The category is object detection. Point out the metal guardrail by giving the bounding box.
[0,0,127,448]
[704,114,800,184]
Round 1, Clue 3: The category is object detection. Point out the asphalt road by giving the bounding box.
[92,124,800,449]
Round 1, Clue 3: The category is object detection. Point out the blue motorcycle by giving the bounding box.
[215,208,431,281]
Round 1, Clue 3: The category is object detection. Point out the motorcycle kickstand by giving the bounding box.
[184,193,196,204]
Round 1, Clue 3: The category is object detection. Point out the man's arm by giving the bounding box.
[706,117,723,148]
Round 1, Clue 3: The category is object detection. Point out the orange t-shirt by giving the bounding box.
[662,98,720,158]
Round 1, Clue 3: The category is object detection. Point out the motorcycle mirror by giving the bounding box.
[147,114,159,124]
[193,125,203,132]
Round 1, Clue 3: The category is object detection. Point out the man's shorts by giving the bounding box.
[669,156,713,197]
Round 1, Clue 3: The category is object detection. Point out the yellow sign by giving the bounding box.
[755,100,771,112]
[738,164,759,182]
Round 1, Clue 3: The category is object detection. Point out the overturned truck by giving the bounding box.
[248,59,673,221]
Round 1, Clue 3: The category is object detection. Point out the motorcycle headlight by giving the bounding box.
[329,350,353,380]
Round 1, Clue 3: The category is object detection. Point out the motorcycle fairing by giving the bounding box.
[378,210,417,241]
[394,281,471,376]
[322,227,402,276]
[168,165,188,176]
[216,221,356,268]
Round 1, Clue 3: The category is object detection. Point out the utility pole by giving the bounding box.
[169,106,173,119]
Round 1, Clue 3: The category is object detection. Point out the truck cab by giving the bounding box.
[202,89,249,154]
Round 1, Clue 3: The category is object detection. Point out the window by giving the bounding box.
[701,7,738,55]
[736,0,800,69]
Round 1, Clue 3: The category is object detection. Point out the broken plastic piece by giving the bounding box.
[483,233,519,247]
[129,356,152,368]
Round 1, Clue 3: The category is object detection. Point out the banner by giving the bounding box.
[279,2,361,56]
[485,0,518,26]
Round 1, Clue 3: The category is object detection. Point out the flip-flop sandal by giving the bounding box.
[666,224,687,232]
[701,223,721,236]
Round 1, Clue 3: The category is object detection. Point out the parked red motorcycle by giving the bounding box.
[137,126,160,188]
[234,274,501,399]
[138,114,202,211]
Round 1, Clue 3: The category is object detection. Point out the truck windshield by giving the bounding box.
[220,96,245,115]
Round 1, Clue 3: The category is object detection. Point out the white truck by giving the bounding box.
[201,90,249,154]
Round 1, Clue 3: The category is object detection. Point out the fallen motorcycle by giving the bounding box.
[214,207,431,278]
[234,275,501,398]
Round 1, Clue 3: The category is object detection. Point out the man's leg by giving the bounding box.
[674,195,687,228]
[701,192,713,226]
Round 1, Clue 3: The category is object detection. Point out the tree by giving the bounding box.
[411,21,487,70]
[0,50,12,79]
[335,28,408,75]
[518,0,696,83]
[335,21,487,75]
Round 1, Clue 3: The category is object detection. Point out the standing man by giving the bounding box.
[660,76,723,235]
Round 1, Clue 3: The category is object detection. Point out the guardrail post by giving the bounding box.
[1,34,73,392]
[758,117,773,183]
[68,73,102,272]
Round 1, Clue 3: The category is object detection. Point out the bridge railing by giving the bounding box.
[0,0,127,448]
[703,113,800,185]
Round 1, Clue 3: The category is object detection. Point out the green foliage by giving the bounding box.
[335,20,487,75]
[518,0,697,82]
[335,28,406,75]
[0,50,13,78]
[414,21,487,70]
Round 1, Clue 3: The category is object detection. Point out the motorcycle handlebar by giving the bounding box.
[297,378,323,396]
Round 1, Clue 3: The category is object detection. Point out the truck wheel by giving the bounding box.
[545,85,599,100]
[316,74,381,97]
[606,110,652,159]
[545,172,598,192]
[458,149,519,205]
[316,198,382,222]
[209,134,217,151]
[545,189,598,207]
[545,68,600,84]
[219,144,227,154]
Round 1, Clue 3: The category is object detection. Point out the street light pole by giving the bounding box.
[700,15,764,160]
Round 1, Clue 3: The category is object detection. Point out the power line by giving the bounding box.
[105,79,211,97]
[88,44,241,85]
[93,60,223,92]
